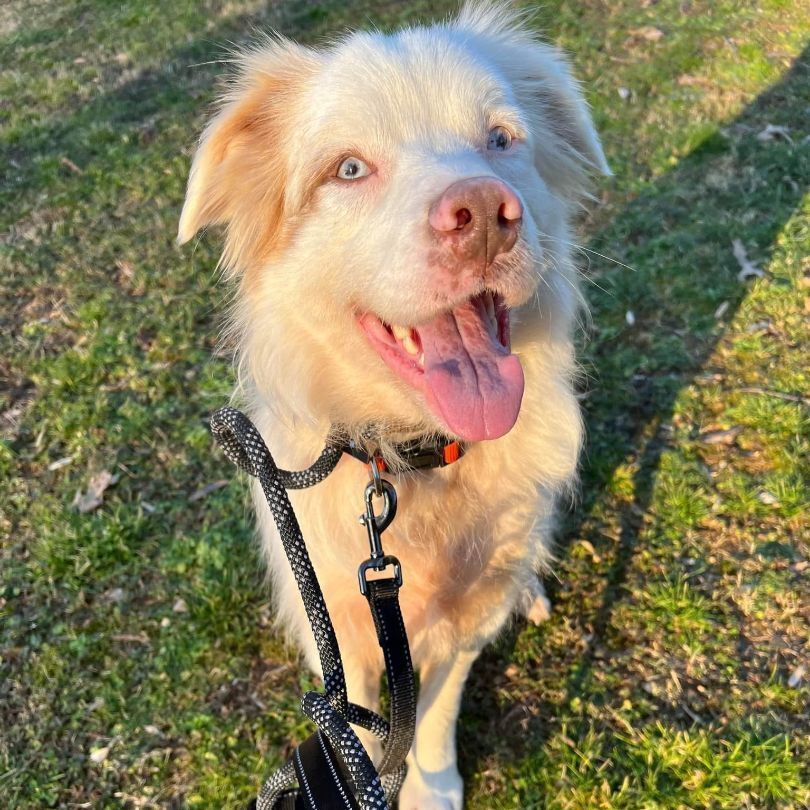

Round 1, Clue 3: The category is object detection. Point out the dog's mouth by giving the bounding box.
[357,291,525,442]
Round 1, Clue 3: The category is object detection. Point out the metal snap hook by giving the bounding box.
[357,477,400,595]
[362,479,397,537]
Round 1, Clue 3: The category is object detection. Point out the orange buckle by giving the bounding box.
[368,456,387,474]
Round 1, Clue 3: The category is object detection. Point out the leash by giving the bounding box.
[210,407,420,810]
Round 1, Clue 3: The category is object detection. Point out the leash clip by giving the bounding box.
[358,477,402,595]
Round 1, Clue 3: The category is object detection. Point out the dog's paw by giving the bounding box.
[525,591,551,624]
[398,764,463,810]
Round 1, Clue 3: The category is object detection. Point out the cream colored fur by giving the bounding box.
[179,3,606,807]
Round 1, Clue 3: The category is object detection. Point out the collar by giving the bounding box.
[341,435,465,472]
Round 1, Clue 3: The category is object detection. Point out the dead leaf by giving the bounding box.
[788,664,805,688]
[189,480,227,502]
[115,259,134,284]
[103,587,126,604]
[732,239,764,282]
[629,25,664,41]
[670,670,682,693]
[577,539,601,562]
[89,746,110,763]
[677,74,706,87]
[86,697,105,713]
[714,301,729,319]
[756,124,793,144]
[73,470,119,513]
[699,426,742,445]
[48,455,74,471]
[618,86,631,100]
[60,156,83,174]
[625,310,635,326]
[499,702,531,731]
[112,633,150,644]
[758,490,779,506]
[746,319,772,334]
[172,598,188,614]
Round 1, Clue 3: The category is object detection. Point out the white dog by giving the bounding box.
[179,2,607,806]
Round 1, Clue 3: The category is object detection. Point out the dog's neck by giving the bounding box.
[333,425,465,472]
[328,422,465,472]
[245,387,463,472]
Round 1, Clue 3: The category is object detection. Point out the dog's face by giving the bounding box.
[179,3,607,443]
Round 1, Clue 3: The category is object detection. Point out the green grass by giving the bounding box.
[1,0,808,807]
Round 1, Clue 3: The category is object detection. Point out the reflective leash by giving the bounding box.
[210,407,416,810]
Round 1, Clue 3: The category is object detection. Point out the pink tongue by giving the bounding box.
[418,297,524,441]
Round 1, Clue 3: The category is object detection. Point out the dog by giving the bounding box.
[179,2,608,806]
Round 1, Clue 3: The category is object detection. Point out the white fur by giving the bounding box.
[180,3,606,806]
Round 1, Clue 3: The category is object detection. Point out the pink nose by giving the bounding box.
[428,177,523,266]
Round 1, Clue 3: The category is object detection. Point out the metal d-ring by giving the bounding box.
[368,452,384,498]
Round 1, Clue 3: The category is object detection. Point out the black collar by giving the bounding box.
[342,435,465,471]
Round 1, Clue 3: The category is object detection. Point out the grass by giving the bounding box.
[1,0,808,807]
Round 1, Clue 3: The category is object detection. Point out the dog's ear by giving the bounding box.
[511,42,611,197]
[178,37,320,265]
[457,3,609,200]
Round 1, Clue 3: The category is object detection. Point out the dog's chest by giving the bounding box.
[285,454,542,655]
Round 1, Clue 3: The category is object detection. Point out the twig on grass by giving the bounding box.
[737,386,809,406]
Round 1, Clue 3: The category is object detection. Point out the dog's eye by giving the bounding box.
[336,156,371,180]
[487,126,513,151]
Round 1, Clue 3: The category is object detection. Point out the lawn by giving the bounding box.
[1,1,808,808]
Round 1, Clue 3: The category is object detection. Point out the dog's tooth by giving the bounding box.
[418,353,425,367]
[402,335,419,356]
[392,324,410,340]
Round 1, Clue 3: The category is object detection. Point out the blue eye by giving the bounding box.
[337,156,371,180]
[487,126,513,151]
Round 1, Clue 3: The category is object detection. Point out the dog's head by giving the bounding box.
[179,2,607,443]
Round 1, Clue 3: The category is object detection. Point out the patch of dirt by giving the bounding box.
[207,658,296,720]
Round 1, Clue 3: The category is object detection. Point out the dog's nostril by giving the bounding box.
[455,208,472,230]
[498,202,521,227]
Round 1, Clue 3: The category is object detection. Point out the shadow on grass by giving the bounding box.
[460,45,808,789]
[1,1,422,210]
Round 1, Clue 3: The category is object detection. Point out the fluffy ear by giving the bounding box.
[456,2,610,199]
[178,37,321,267]
[511,43,611,188]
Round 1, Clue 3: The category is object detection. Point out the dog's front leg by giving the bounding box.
[398,648,478,810]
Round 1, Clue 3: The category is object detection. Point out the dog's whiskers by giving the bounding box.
[541,232,637,274]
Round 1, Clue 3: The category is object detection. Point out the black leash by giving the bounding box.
[210,407,417,810]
